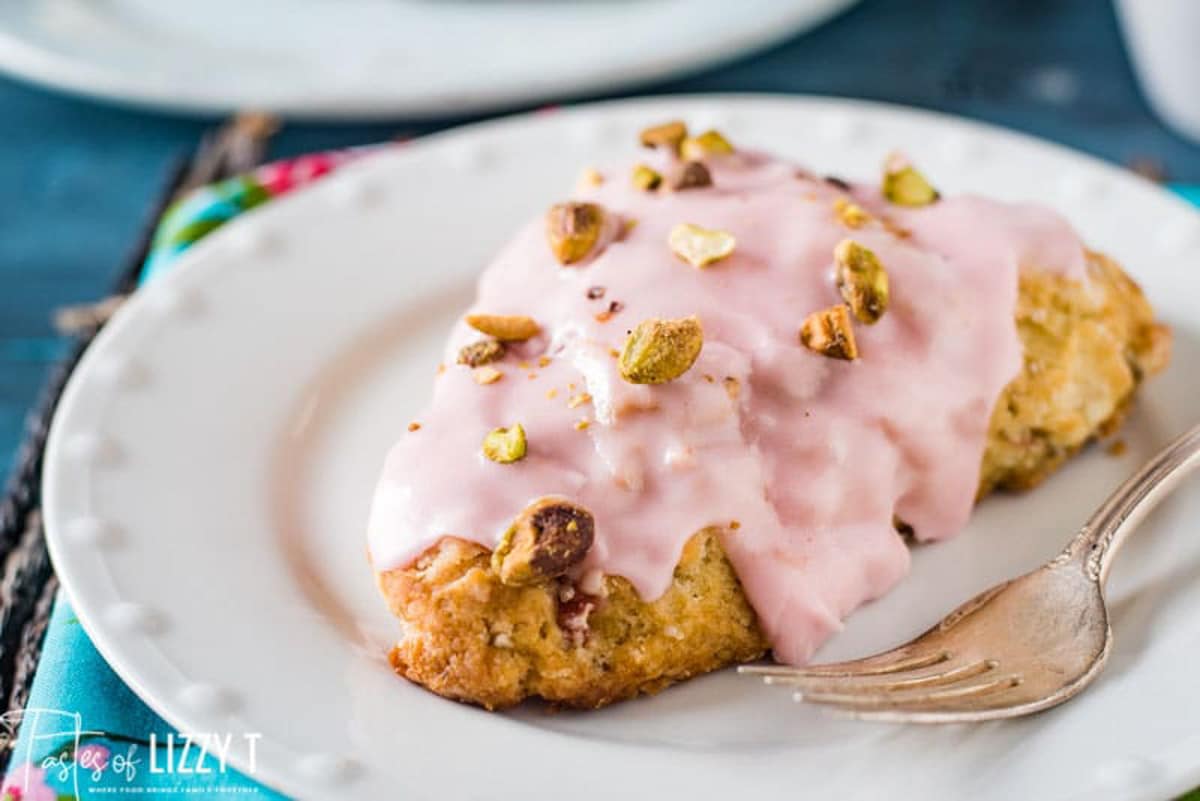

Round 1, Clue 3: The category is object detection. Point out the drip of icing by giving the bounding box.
[367,150,1086,665]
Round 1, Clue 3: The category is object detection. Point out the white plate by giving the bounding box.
[0,0,855,118]
[43,96,1200,800]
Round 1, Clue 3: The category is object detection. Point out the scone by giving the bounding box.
[368,122,1170,710]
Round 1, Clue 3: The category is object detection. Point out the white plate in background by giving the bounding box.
[0,0,856,118]
[43,96,1200,799]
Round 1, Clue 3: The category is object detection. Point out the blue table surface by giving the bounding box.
[2,0,1199,484]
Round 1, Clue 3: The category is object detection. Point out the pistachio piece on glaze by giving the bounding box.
[456,338,506,367]
[545,202,606,265]
[594,300,623,323]
[882,154,940,207]
[577,167,604,188]
[473,366,503,385]
[631,163,663,191]
[834,239,890,324]
[492,497,595,586]
[799,304,859,361]
[670,161,713,191]
[482,423,527,464]
[881,216,913,239]
[668,223,736,269]
[833,197,872,229]
[464,313,540,342]
[639,120,688,152]
[619,316,704,384]
[679,129,735,161]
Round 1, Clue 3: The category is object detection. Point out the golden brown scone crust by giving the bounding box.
[378,252,1170,710]
[379,528,765,709]
[980,252,1170,494]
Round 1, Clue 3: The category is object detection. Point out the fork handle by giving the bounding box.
[1068,422,1200,584]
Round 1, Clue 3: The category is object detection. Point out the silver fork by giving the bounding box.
[740,423,1200,722]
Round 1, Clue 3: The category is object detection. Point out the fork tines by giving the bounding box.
[739,652,1026,720]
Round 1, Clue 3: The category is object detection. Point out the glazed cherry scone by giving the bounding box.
[367,122,1170,709]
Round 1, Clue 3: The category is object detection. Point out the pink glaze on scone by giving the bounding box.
[368,139,1090,666]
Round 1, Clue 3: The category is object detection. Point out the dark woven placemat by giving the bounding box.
[0,115,276,770]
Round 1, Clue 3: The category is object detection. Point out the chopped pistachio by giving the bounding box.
[639,120,688,151]
[537,355,551,368]
[680,130,735,160]
[834,239,890,324]
[482,424,527,463]
[456,338,506,367]
[631,163,663,191]
[545,202,607,264]
[594,300,623,323]
[492,497,595,585]
[578,167,604,188]
[465,313,540,342]
[833,197,872,229]
[619,316,704,384]
[568,392,592,409]
[670,161,713,191]
[882,154,939,207]
[668,222,736,268]
[574,419,591,431]
[881,216,913,239]
[799,304,859,361]
[473,366,503,385]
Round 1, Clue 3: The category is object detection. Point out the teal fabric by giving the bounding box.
[1171,184,1200,208]
[3,163,1197,801]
